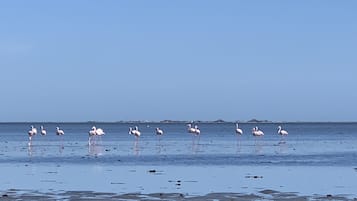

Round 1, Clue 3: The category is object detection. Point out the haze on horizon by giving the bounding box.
[1,1,356,122]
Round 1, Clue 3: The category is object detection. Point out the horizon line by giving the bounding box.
[1,120,357,124]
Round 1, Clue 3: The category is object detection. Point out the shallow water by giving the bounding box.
[1,122,357,166]
[1,122,357,198]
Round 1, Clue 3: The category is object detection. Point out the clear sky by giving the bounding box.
[1,1,356,122]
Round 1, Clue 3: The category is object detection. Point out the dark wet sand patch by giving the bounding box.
[1,189,356,201]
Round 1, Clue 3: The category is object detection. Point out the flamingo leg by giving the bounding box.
[99,135,102,145]
[60,135,64,149]
[28,136,32,146]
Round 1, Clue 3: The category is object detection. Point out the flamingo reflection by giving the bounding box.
[133,140,140,156]
[88,143,103,156]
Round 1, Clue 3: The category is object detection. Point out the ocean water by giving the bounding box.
[1,122,357,166]
[1,122,357,198]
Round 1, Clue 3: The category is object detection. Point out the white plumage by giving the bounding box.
[129,127,141,138]
[56,127,64,135]
[156,127,164,135]
[235,123,243,135]
[40,126,47,135]
[28,125,37,145]
[252,127,264,136]
[88,126,105,145]
[28,125,37,137]
[278,126,288,135]
[187,124,200,135]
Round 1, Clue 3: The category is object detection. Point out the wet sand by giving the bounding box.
[0,189,353,200]
[1,164,356,200]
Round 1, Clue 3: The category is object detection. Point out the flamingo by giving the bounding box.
[56,127,65,148]
[194,125,201,135]
[129,127,141,138]
[40,126,47,135]
[28,125,37,145]
[89,126,96,136]
[88,126,96,145]
[95,127,105,144]
[88,126,105,145]
[156,127,164,135]
[187,124,196,133]
[187,124,200,135]
[56,127,64,135]
[252,126,264,136]
[96,127,105,136]
[235,123,243,135]
[278,126,288,135]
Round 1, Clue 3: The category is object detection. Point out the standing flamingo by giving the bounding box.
[187,124,200,135]
[28,125,37,145]
[156,127,164,135]
[89,126,105,145]
[56,126,65,148]
[95,127,105,136]
[252,127,264,136]
[194,125,201,135]
[40,126,47,135]
[56,127,64,135]
[89,126,97,145]
[95,127,105,144]
[187,123,201,152]
[187,124,196,133]
[278,126,288,135]
[235,123,243,135]
[129,126,141,139]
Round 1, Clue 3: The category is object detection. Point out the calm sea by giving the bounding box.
[1,122,357,166]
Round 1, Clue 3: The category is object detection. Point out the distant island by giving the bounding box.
[90,119,274,124]
[2,119,354,124]
[246,119,272,123]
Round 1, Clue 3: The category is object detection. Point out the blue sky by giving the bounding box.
[1,1,356,122]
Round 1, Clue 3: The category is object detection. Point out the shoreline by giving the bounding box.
[0,189,354,201]
[1,164,356,200]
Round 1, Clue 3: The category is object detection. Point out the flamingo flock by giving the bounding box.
[26,124,288,145]
[27,125,64,145]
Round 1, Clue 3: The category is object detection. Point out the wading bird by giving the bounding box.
[235,123,243,135]
[88,126,105,145]
[156,127,164,135]
[278,126,288,135]
[56,127,64,135]
[28,125,37,145]
[40,126,47,136]
[187,124,200,135]
[129,126,141,139]
[252,127,264,136]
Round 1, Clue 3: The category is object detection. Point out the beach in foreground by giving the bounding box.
[1,164,356,200]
